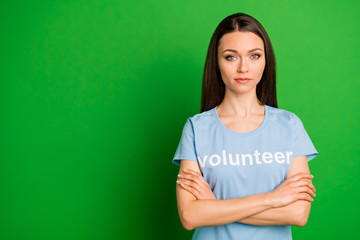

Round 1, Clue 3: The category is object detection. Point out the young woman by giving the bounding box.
[172,13,319,239]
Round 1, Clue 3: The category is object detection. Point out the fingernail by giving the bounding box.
[183,169,188,172]
[177,174,182,177]
[311,175,314,178]
[312,198,314,201]
[176,180,181,184]
[314,193,316,197]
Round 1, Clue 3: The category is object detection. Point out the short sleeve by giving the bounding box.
[292,114,319,161]
[172,118,198,166]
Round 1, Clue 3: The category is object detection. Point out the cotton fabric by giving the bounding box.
[172,105,318,240]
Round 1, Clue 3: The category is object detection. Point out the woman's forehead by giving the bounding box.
[218,31,264,52]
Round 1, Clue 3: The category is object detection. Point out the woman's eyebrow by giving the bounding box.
[223,48,263,53]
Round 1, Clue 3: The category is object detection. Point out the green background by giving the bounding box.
[1,0,359,239]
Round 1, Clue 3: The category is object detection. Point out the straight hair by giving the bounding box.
[200,13,277,112]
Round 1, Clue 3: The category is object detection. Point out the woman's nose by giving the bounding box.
[237,59,248,73]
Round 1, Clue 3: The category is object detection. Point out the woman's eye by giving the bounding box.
[251,54,261,59]
[225,55,236,61]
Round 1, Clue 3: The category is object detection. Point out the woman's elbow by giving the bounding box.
[293,206,310,227]
[182,221,195,231]
[293,215,308,227]
[179,209,196,230]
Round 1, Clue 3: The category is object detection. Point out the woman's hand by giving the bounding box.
[268,172,316,208]
[176,169,216,200]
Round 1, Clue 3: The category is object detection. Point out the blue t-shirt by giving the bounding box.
[172,104,318,240]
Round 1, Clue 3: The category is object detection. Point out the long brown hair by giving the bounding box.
[200,13,277,112]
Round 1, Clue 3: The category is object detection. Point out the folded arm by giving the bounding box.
[176,158,315,230]
[176,160,274,230]
[238,155,313,226]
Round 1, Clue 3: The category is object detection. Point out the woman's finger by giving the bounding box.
[177,179,200,191]
[182,169,207,185]
[182,169,212,187]
[298,193,314,203]
[292,180,316,192]
[177,180,201,199]
[289,172,314,182]
[178,173,201,187]
[296,186,316,197]
[178,172,208,188]
[177,176,215,200]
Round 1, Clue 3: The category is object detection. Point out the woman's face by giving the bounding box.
[217,31,265,96]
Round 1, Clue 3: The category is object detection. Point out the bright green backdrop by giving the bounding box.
[1,0,359,239]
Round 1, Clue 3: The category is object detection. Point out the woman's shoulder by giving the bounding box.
[186,107,216,124]
[268,106,308,131]
[266,105,300,124]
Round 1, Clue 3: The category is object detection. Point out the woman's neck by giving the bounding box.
[217,90,263,117]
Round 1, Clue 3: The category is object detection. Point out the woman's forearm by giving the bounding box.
[176,159,315,230]
[178,187,274,230]
[237,200,311,226]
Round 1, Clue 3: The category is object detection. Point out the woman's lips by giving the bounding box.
[235,78,251,84]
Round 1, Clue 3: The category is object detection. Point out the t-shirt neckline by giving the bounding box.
[212,104,269,137]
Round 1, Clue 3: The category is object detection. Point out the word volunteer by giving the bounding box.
[197,149,294,168]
